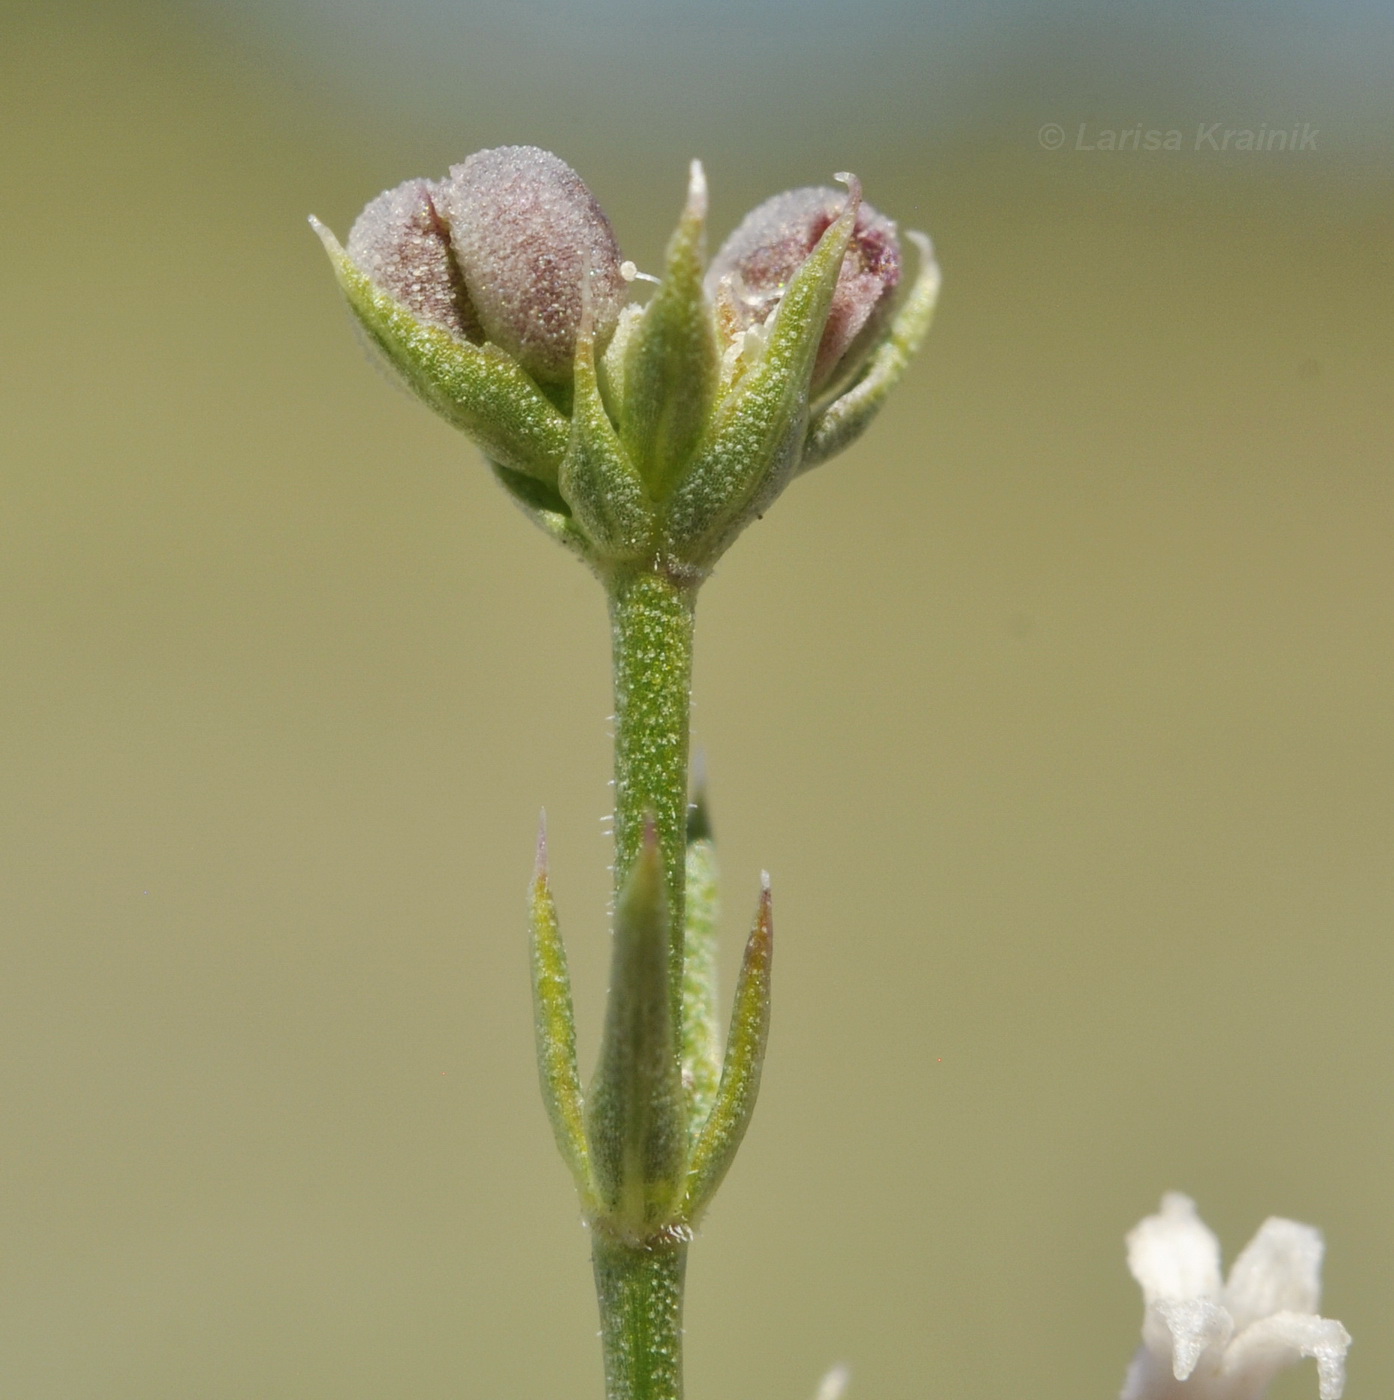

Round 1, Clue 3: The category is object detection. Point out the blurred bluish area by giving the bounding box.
[188,0,1394,160]
[0,2,1390,1400]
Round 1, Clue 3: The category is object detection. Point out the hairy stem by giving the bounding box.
[592,1234,688,1400]
[607,566,697,1023]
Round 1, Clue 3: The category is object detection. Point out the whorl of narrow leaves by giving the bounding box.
[527,789,774,1244]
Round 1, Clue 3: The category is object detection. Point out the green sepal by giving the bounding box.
[599,305,644,428]
[487,460,593,562]
[663,181,860,567]
[801,230,942,471]
[312,218,570,487]
[681,876,773,1224]
[586,824,688,1237]
[528,818,597,1210]
[559,295,655,562]
[620,162,720,499]
[681,781,721,1142]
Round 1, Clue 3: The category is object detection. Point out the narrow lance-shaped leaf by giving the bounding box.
[528,816,595,1210]
[312,219,571,487]
[665,180,861,566]
[681,875,773,1223]
[800,230,942,471]
[620,161,720,498]
[681,776,722,1141]
[586,823,688,1236]
[558,269,654,561]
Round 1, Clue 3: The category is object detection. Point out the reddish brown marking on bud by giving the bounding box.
[706,186,902,390]
[346,178,483,342]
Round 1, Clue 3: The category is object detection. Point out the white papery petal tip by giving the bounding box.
[1128,1192,1224,1304]
[1226,1216,1324,1328]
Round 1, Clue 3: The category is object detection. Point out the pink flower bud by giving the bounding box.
[706,187,901,391]
[346,178,483,342]
[440,146,628,383]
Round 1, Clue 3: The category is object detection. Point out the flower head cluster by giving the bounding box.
[1121,1194,1351,1400]
[313,146,939,580]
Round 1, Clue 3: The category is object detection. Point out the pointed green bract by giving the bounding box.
[681,787,722,1141]
[560,302,655,562]
[586,830,688,1237]
[801,230,942,471]
[664,183,861,567]
[681,878,773,1223]
[314,219,570,487]
[529,825,595,1209]
[621,162,720,500]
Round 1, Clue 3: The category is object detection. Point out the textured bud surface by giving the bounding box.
[707,186,901,390]
[441,146,627,382]
[346,179,482,341]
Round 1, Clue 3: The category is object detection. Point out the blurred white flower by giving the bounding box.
[1121,1193,1351,1400]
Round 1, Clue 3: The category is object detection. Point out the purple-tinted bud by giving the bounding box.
[440,146,628,383]
[346,178,483,342]
[706,187,901,391]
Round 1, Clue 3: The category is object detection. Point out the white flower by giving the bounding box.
[1121,1193,1351,1400]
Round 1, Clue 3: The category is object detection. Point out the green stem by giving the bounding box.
[592,1235,689,1400]
[598,565,698,1400]
[607,566,697,1021]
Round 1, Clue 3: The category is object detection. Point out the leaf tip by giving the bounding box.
[687,158,708,220]
[832,172,863,210]
[309,214,344,263]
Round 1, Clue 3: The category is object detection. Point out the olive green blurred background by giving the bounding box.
[2,2,1390,1397]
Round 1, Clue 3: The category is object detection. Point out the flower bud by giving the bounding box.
[440,146,628,383]
[706,186,901,392]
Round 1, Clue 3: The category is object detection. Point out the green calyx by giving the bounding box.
[619,162,719,503]
[313,218,571,488]
[313,158,939,580]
